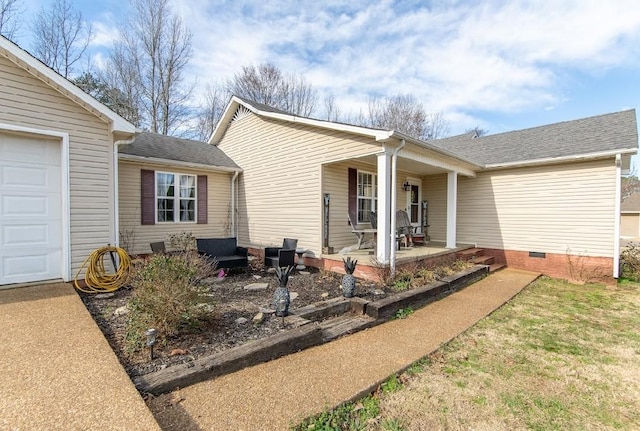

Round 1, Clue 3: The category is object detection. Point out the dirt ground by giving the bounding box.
[79,266,387,379]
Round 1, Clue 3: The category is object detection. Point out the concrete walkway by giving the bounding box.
[0,283,160,431]
[149,268,540,430]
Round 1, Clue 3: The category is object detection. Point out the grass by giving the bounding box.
[294,277,640,430]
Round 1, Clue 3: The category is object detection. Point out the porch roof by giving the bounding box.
[210,96,482,174]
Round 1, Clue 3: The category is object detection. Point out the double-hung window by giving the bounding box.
[156,172,196,223]
[357,170,377,223]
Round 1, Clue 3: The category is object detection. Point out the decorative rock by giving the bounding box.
[321,292,330,298]
[170,348,187,356]
[252,312,266,324]
[244,283,269,291]
[95,293,115,299]
[252,274,262,280]
[266,267,276,274]
[235,317,248,325]
[259,307,275,315]
[113,305,129,316]
[299,271,310,275]
[289,292,299,301]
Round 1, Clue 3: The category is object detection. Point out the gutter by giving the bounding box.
[118,154,243,173]
[390,139,406,277]
[482,148,638,170]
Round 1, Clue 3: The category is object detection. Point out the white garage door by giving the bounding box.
[0,133,62,285]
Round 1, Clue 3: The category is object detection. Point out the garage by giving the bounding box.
[0,132,63,285]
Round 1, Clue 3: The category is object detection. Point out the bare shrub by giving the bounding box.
[125,252,215,351]
[167,231,196,252]
[621,243,640,281]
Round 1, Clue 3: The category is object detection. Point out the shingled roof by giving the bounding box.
[119,132,240,170]
[431,110,638,167]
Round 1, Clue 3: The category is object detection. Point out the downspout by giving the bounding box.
[614,154,622,278]
[113,136,136,248]
[230,170,239,236]
[390,138,406,277]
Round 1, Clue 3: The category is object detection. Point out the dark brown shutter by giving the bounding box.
[141,169,155,225]
[197,175,208,224]
[348,168,357,225]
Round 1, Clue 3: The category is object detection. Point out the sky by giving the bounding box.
[11,0,640,158]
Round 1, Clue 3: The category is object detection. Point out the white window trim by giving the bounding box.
[155,171,197,224]
[357,169,378,223]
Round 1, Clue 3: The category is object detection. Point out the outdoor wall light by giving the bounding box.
[402,180,411,191]
[145,328,157,360]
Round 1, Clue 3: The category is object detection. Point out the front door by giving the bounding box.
[405,179,421,231]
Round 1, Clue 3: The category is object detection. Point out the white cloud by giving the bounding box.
[76,0,640,133]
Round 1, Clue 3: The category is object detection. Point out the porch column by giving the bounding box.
[376,150,392,263]
[446,171,458,249]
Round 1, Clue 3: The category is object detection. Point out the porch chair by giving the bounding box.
[150,241,167,254]
[396,209,418,248]
[264,238,298,268]
[348,212,377,249]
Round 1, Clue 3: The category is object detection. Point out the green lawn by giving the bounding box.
[295,277,640,430]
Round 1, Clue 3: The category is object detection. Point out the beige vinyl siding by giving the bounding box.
[322,161,424,251]
[118,161,232,255]
[0,54,114,277]
[621,213,640,237]
[422,174,449,242]
[429,160,616,257]
[218,114,380,255]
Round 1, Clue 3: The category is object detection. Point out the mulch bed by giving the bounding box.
[78,266,387,379]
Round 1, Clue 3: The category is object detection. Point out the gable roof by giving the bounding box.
[431,110,638,168]
[119,132,240,171]
[210,96,481,169]
[0,35,136,135]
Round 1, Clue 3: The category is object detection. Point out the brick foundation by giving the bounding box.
[482,248,615,284]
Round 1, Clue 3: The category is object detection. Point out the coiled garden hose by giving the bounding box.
[74,246,131,293]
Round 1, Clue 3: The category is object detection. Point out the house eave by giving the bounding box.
[118,154,243,173]
[481,148,638,170]
[0,36,137,135]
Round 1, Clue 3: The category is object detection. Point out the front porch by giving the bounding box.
[322,242,477,281]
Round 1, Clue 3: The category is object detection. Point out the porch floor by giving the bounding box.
[322,241,476,268]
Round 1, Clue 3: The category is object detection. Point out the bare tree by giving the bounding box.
[0,0,22,40]
[323,94,341,122]
[31,0,92,78]
[622,175,640,200]
[465,125,489,138]
[228,62,318,117]
[195,82,228,141]
[425,111,450,140]
[366,94,449,140]
[108,0,193,135]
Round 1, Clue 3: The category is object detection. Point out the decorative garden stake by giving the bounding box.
[342,257,358,297]
[145,328,157,360]
[273,266,293,318]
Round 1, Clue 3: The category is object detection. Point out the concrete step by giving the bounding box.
[457,248,484,260]
[471,255,495,265]
[488,263,506,273]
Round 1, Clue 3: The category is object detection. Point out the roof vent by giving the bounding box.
[232,105,251,122]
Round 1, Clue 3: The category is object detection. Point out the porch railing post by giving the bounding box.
[376,150,392,263]
[446,171,458,248]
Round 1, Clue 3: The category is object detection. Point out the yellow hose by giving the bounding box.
[74,246,131,293]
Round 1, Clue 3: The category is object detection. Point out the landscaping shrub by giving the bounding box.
[125,251,215,351]
[621,243,640,281]
[166,231,196,252]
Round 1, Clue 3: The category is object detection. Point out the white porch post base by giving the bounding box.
[446,171,458,249]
